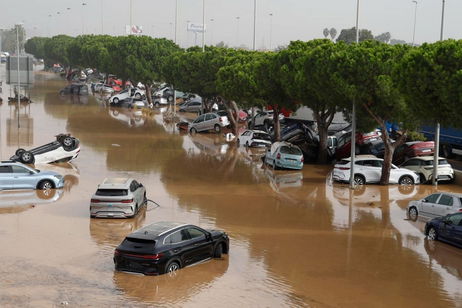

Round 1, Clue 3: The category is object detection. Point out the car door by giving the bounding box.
[0,165,14,189]
[164,229,194,266]
[437,194,456,217]
[185,227,213,262]
[204,113,215,130]
[362,160,382,183]
[193,114,206,131]
[439,213,462,244]
[420,193,441,217]
[11,165,35,189]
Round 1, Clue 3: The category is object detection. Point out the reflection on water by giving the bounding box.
[0,189,63,214]
[2,71,462,307]
[6,103,33,147]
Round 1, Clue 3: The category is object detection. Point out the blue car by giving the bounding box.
[0,161,64,190]
[425,212,462,248]
[264,142,304,170]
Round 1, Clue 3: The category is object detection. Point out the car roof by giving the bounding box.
[98,177,133,189]
[129,221,188,240]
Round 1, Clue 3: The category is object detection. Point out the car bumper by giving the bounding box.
[275,160,303,170]
[114,254,165,275]
[90,204,135,218]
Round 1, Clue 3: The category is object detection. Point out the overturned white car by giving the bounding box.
[10,134,80,164]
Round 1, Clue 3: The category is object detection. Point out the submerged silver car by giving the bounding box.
[90,178,146,218]
[0,161,64,190]
[189,112,230,133]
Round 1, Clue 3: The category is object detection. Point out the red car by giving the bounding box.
[335,131,381,160]
[393,141,435,165]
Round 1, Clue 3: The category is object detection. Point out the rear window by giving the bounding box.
[280,146,301,155]
[125,237,155,244]
[423,159,449,166]
[123,237,156,250]
[95,189,128,196]
[254,133,271,141]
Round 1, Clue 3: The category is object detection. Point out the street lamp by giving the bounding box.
[349,0,360,189]
[252,0,257,50]
[269,13,273,50]
[202,0,206,52]
[433,0,446,186]
[235,16,240,47]
[412,1,418,46]
[81,3,87,35]
[174,0,178,44]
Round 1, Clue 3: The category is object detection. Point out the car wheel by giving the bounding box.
[190,127,197,134]
[214,124,221,133]
[112,97,119,104]
[353,174,365,185]
[38,180,53,190]
[20,151,34,164]
[399,175,414,185]
[419,174,427,184]
[15,148,25,156]
[135,93,141,99]
[408,207,418,221]
[62,136,75,149]
[213,244,223,258]
[427,227,438,241]
[165,260,181,273]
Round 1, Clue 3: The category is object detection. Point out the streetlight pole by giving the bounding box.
[174,0,178,44]
[81,3,87,35]
[350,0,360,189]
[16,24,21,129]
[412,1,418,46]
[236,16,240,47]
[202,0,205,52]
[269,13,273,50]
[209,18,214,45]
[101,0,104,34]
[433,0,446,186]
[130,0,133,34]
[252,0,257,50]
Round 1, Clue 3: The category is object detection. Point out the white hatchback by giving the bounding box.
[333,155,420,185]
[407,192,462,221]
[237,130,272,147]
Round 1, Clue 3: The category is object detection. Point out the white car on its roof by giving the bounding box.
[237,130,272,148]
[332,155,420,185]
[90,178,146,218]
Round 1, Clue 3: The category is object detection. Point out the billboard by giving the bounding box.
[125,25,143,35]
[6,56,33,85]
[187,23,206,33]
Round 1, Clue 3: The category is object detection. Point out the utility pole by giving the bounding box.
[349,0,360,189]
[252,0,257,50]
[202,0,205,51]
[432,0,446,186]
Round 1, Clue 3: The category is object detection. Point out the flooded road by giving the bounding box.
[1,69,462,307]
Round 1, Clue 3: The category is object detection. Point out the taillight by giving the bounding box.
[301,157,304,163]
[459,208,462,212]
[91,199,100,203]
[121,199,134,203]
[115,250,164,260]
[338,167,350,170]
[277,153,281,159]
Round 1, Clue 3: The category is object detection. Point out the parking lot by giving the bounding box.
[1,70,462,307]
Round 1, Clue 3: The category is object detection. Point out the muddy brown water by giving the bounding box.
[1,69,462,307]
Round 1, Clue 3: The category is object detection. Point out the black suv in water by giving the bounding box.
[114,221,229,275]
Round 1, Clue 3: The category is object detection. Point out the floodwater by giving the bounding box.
[1,68,462,308]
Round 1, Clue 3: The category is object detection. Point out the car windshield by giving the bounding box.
[280,146,301,155]
[254,133,271,141]
[423,159,449,166]
[95,189,128,196]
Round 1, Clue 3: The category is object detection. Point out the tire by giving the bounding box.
[353,174,365,185]
[135,93,141,99]
[419,174,427,185]
[399,175,414,185]
[408,207,418,221]
[190,127,197,134]
[165,260,181,274]
[20,151,34,164]
[213,244,223,258]
[427,227,438,241]
[15,148,25,156]
[214,124,221,133]
[38,180,53,190]
[112,97,119,104]
[62,136,75,150]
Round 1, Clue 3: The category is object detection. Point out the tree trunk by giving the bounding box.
[145,84,153,107]
[379,124,407,185]
[273,107,281,141]
[314,109,335,164]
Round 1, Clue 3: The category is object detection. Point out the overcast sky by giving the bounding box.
[1,0,461,49]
